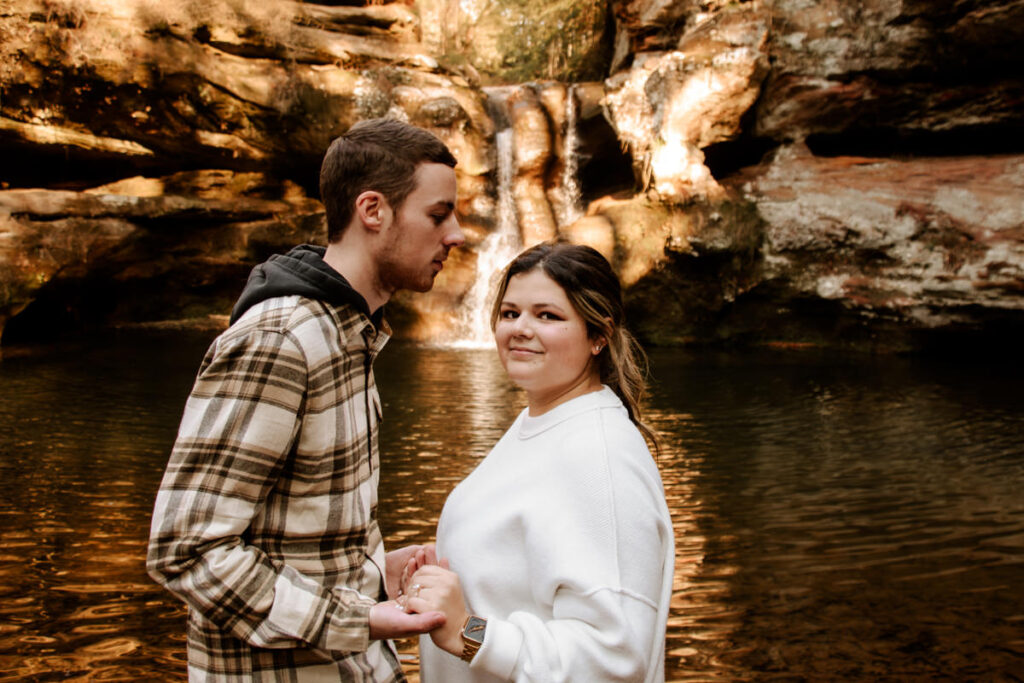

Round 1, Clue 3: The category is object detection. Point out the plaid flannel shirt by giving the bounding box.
[147,294,404,681]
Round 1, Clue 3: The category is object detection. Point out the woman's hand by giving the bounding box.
[384,545,425,600]
[399,543,445,596]
[404,564,471,657]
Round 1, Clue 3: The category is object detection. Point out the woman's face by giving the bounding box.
[494,268,602,415]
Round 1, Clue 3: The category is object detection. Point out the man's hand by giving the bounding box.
[369,601,446,640]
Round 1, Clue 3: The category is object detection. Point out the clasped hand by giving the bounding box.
[395,544,471,657]
[368,545,446,640]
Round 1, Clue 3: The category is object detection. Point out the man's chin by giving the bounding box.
[387,272,436,294]
[408,277,435,293]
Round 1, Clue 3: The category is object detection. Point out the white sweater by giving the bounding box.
[419,387,675,683]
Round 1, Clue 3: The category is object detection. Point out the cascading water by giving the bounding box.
[448,88,522,348]
[558,83,584,228]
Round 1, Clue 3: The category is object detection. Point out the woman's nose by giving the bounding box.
[511,314,534,337]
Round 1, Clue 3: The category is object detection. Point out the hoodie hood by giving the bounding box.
[230,245,375,325]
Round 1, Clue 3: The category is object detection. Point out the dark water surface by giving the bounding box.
[1,331,1022,681]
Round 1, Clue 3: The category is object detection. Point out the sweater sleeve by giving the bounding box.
[146,328,374,653]
[470,413,669,682]
[475,588,658,682]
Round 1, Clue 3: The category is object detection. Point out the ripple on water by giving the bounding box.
[67,601,142,620]
[75,637,141,657]
[71,624,124,635]
[52,583,154,595]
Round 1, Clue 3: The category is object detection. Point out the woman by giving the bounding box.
[404,241,675,682]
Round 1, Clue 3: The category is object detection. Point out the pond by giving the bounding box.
[1,330,1022,680]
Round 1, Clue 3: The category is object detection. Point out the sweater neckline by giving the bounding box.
[517,386,620,439]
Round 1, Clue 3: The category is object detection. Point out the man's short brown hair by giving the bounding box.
[319,118,457,242]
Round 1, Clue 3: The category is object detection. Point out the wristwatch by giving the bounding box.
[460,615,487,662]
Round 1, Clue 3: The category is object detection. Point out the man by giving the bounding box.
[147,118,465,681]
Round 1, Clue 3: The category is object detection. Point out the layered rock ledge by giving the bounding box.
[2,0,1022,352]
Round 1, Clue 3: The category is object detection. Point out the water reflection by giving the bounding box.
[0,334,1022,680]
[0,333,201,681]
[645,349,1024,679]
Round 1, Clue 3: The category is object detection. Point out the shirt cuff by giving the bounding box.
[472,617,522,680]
[316,588,375,653]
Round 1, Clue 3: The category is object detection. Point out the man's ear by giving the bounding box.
[354,191,388,232]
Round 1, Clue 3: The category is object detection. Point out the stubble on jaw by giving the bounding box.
[375,233,437,295]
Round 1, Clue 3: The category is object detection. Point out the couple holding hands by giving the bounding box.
[148,118,674,682]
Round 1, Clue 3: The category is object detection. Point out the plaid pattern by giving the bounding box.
[148,295,404,682]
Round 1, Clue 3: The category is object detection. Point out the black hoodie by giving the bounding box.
[230,245,380,326]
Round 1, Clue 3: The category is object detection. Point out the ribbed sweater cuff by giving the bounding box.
[473,617,522,680]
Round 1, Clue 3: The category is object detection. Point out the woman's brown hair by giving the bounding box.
[490,240,660,455]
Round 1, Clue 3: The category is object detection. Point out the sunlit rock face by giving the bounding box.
[740,147,1024,348]
[416,0,612,84]
[757,0,1024,143]
[2,0,1023,350]
[603,4,770,200]
[595,0,1024,350]
[0,0,491,342]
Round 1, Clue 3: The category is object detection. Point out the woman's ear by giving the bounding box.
[354,191,388,232]
[591,318,613,355]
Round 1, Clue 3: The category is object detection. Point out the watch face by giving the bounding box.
[464,616,486,644]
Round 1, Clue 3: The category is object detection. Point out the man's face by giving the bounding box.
[378,162,464,294]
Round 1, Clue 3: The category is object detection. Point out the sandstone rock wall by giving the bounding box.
[1,0,1021,351]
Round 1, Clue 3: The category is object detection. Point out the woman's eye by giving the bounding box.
[500,310,518,319]
[539,312,562,321]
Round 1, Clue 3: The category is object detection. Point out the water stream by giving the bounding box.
[448,82,587,347]
[557,83,584,228]
[447,87,522,347]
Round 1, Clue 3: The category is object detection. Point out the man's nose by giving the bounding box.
[444,215,465,248]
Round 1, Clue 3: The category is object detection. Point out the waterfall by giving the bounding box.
[447,88,522,348]
[558,83,584,228]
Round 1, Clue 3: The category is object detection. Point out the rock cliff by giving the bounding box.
[2,0,1022,351]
